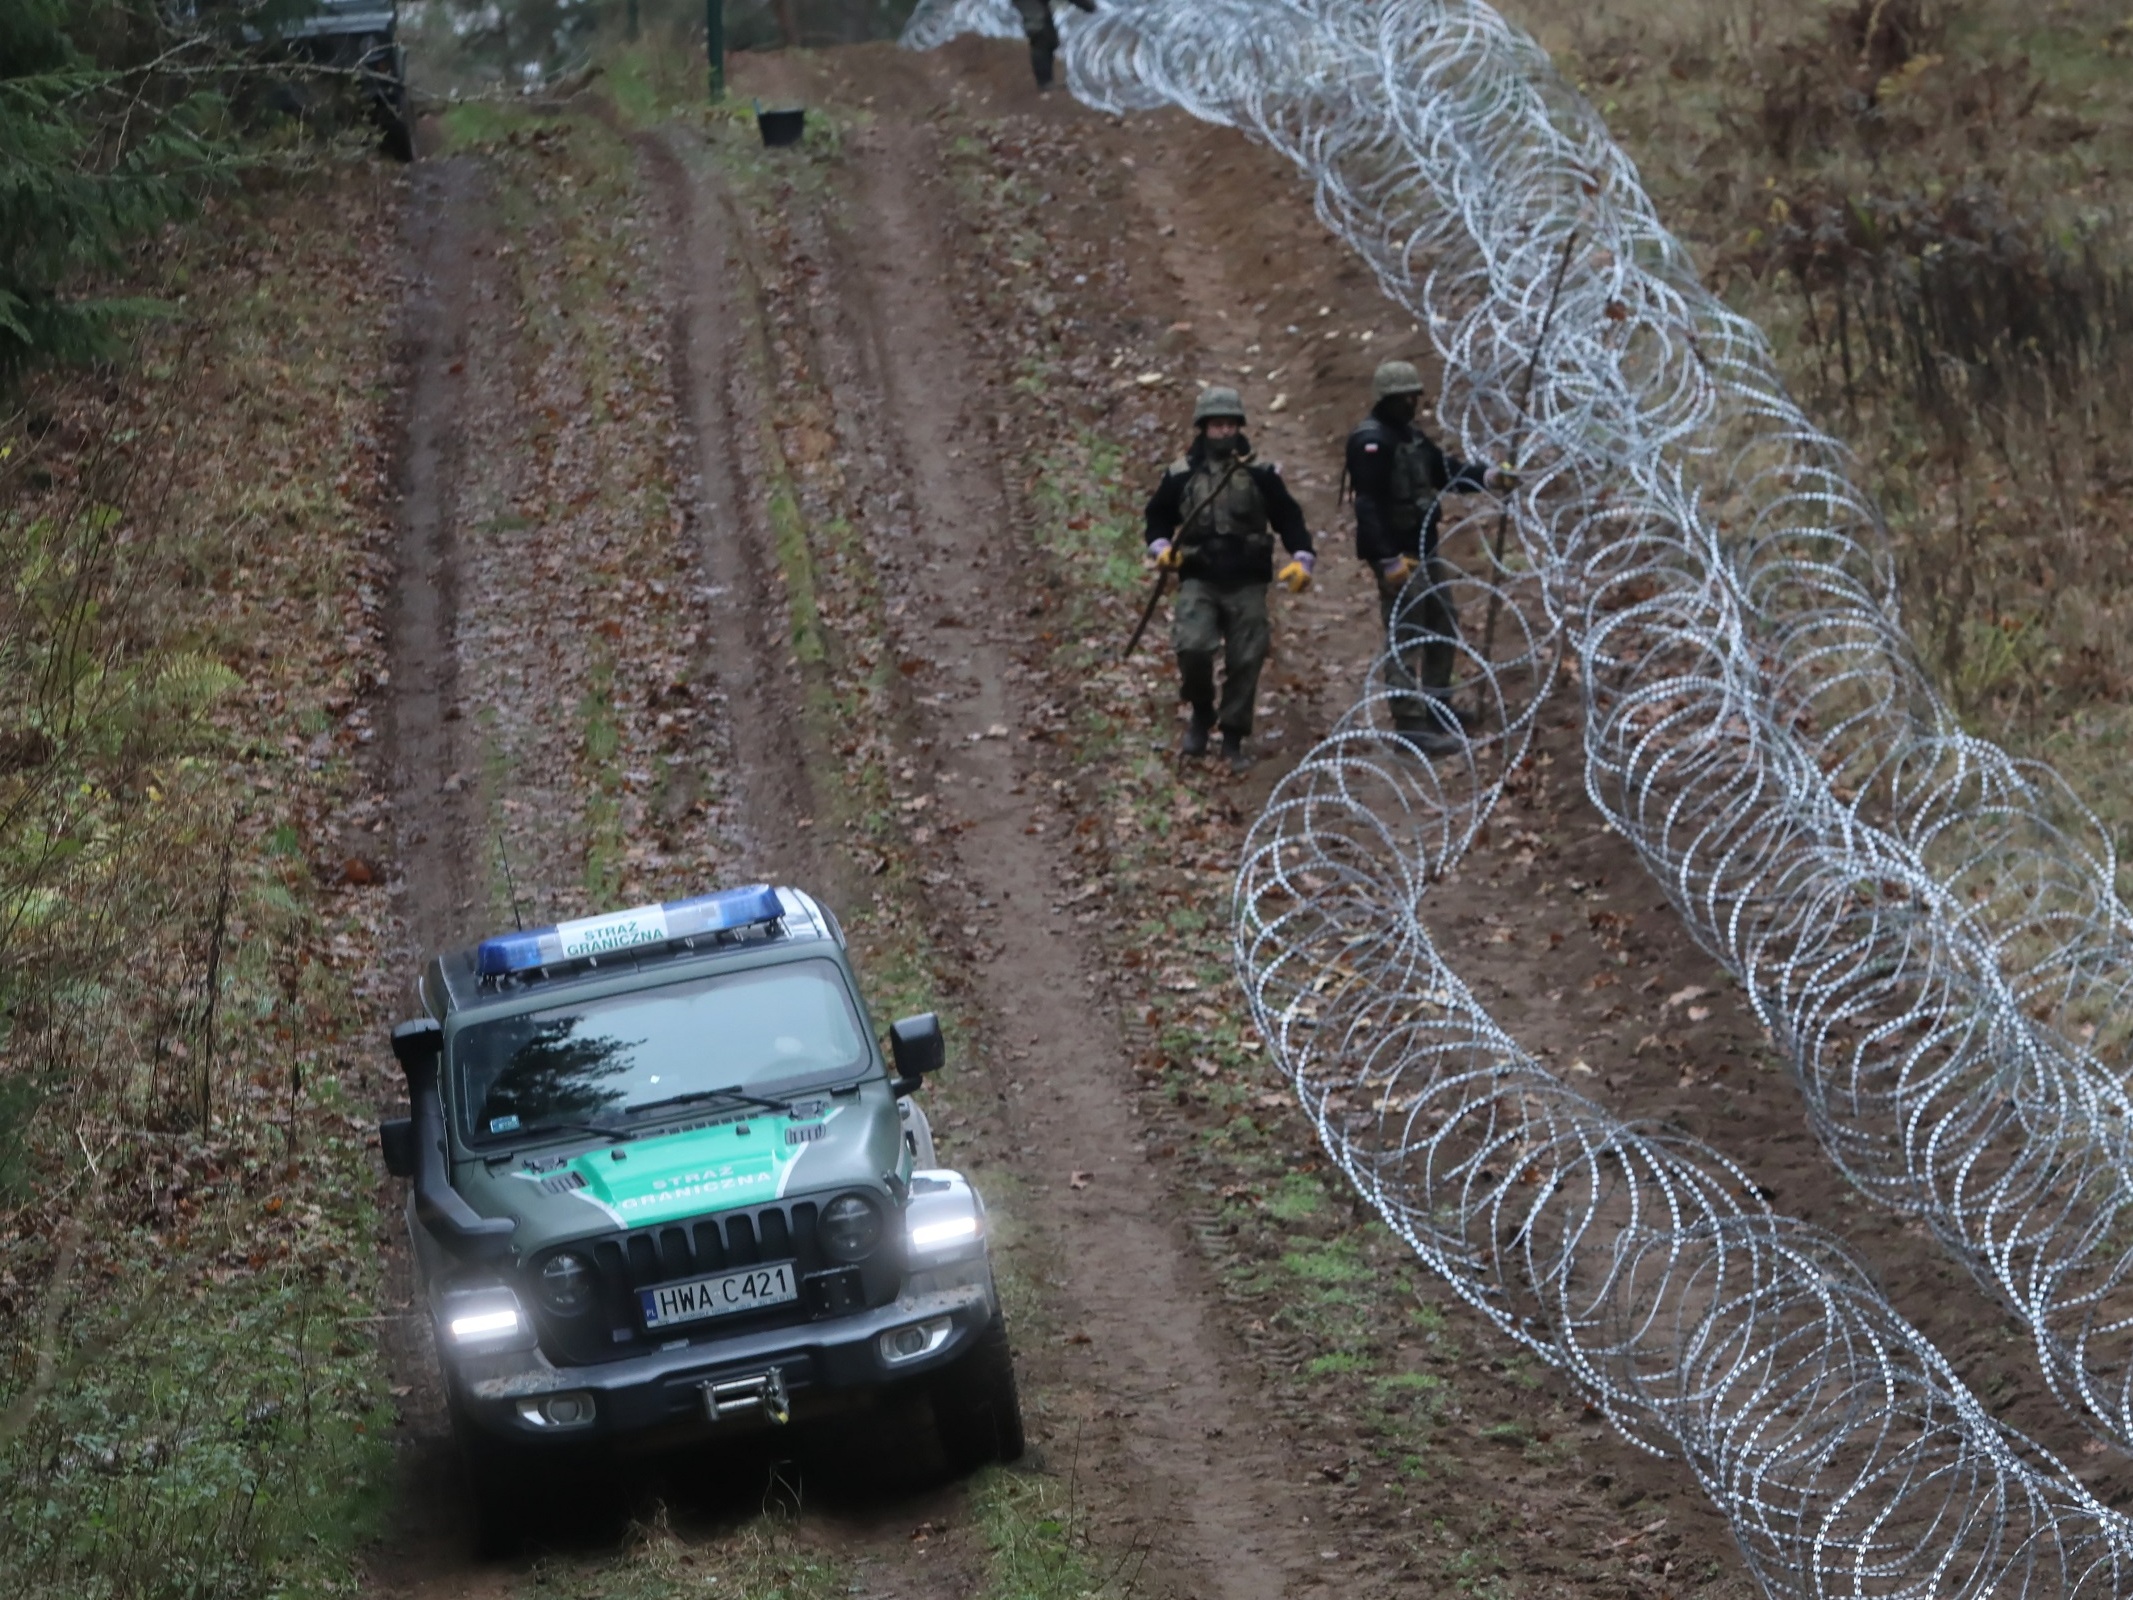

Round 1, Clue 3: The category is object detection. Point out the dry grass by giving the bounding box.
[1503,0,2133,843]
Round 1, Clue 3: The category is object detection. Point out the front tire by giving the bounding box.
[377,101,415,163]
[931,1316,1025,1475]
[449,1392,533,1559]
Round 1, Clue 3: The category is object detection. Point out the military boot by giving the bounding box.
[1425,691,1478,732]
[1393,722,1463,758]
[1221,732,1254,774]
[1179,708,1214,757]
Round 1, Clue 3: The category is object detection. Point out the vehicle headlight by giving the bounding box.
[446,1300,525,1344]
[537,1252,595,1315]
[903,1171,986,1263]
[909,1215,979,1250]
[820,1193,883,1263]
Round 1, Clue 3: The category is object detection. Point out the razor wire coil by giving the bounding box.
[903,0,2133,1591]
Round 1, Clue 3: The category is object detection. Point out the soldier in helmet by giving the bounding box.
[1144,386,1315,773]
[1013,0,1094,89]
[1346,359,1516,755]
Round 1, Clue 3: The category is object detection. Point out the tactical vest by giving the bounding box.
[1173,453,1270,558]
[1361,422,1443,546]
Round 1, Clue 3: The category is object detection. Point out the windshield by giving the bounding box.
[454,958,870,1145]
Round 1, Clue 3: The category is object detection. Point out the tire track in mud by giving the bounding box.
[752,106,1334,1596]
[373,153,513,1600]
[637,126,986,1600]
[389,155,487,957]
[376,122,974,1597]
[638,132,829,895]
[375,104,1024,1600]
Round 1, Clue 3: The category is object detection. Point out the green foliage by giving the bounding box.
[1,1235,394,1599]
[1262,1173,1331,1222]
[0,143,404,1597]
[0,0,232,381]
[0,1075,39,1202]
[436,99,533,149]
[0,494,238,993]
[974,1468,1128,1600]
[0,474,382,1600]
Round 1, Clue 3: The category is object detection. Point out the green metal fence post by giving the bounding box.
[706,0,725,98]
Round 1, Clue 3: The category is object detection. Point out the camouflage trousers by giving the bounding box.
[1379,556,1458,728]
[1014,0,1057,78]
[1173,577,1270,739]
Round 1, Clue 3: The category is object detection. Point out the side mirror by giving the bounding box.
[888,1012,944,1095]
[379,1116,415,1178]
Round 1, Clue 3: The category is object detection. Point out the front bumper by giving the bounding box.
[447,1263,997,1445]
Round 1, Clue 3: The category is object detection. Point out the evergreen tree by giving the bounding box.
[0,0,228,381]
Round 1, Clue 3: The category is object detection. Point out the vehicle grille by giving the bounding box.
[529,1196,899,1365]
[597,1198,823,1287]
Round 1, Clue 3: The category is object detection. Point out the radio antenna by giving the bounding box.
[497,832,527,932]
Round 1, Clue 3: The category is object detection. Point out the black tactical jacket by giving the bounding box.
[1143,435,1313,588]
[1344,400,1487,564]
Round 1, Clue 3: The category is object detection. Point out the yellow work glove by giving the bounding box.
[1151,538,1185,571]
[1375,555,1418,590]
[1486,461,1522,493]
[1277,553,1315,594]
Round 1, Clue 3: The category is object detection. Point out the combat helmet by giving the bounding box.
[1193,385,1247,426]
[1372,359,1427,401]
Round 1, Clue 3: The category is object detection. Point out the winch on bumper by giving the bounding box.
[445,1252,998,1442]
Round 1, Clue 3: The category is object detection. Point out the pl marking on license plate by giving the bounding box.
[640,1262,798,1329]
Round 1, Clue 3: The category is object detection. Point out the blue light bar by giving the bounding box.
[476,885,785,978]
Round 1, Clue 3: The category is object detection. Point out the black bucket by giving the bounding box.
[755,102,805,148]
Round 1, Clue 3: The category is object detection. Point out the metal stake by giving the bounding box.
[1476,230,1578,700]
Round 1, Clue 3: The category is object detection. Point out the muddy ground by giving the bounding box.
[355,35,2131,1600]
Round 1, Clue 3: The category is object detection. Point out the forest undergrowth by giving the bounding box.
[0,158,407,1597]
[1513,0,2133,847]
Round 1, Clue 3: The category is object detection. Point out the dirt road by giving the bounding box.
[724,98,1338,1594]
[359,35,2129,1600]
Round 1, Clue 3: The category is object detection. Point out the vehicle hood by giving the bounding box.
[453,1092,906,1245]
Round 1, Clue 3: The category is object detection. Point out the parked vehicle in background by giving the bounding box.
[174,0,413,158]
[263,0,410,159]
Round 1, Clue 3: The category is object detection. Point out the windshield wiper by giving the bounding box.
[622,1083,797,1121]
[536,1119,634,1141]
[478,1120,636,1167]
[488,1087,799,1158]
[482,1119,634,1160]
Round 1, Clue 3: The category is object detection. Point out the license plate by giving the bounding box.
[640,1262,798,1329]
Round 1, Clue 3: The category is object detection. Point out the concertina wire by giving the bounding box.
[903,0,2133,1590]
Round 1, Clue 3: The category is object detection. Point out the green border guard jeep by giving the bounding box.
[378,884,1022,1551]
